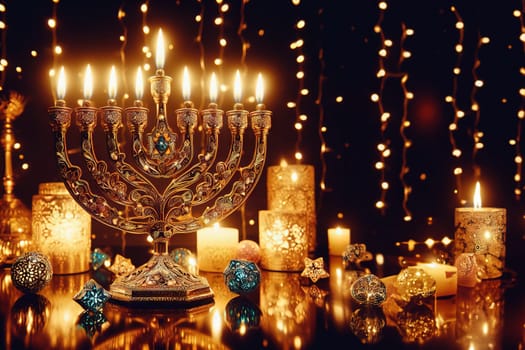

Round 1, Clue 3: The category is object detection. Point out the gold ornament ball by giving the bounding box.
[11,251,53,293]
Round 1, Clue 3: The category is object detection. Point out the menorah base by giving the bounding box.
[109,253,214,306]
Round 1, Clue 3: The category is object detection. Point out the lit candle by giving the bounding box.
[255,73,264,110]
[196,223,239,272]
[155,28,165,71]
[134,66,144,104]
[416,262,457,297]
[327,226,351,256]
[454,181,506,279]
[56,66,66,106]
[209,72,218,107]
[83,64,93,104]
[182,66,192,107]
[233,69,243,109]
[108,65,117,105]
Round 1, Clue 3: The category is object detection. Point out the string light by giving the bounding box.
[512,7,525,199]
[446,6,466,205]
[0,2,6,90]
[290,1,307,162]
[470,34,489,181]
[398,23,414,222]
[372,2,414,219]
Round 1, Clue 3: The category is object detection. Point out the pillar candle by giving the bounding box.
[196,224,239,272]
[454,182,506,279]
[267,161,316,253]
[327,227,351,256]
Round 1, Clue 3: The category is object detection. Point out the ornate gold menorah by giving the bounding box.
[47,29,271,306]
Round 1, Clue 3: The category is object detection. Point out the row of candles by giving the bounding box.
[53,28,266,109]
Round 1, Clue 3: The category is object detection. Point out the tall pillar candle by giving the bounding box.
[267,162,316,253]
[454,182,506,279]
[197,224,239,272]
[32,182,92,274]
[327,226,350,256]
[258,210,307,271]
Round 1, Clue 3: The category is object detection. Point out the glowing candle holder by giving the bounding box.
[454,182,506,279]
[267,162,316,253]
[32,182,92,275]
[258,210,307,271]
[196,224,239,272]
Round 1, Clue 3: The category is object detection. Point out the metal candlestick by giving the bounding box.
[48,66,271,305]
[0,92,32,265]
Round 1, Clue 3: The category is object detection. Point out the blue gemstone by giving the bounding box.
[155,135,169,153]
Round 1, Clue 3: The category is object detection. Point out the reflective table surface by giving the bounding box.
[0,254,523,350]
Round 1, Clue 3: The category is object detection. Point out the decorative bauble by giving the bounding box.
[350,274,387,306]
[224,259,261,294]
[11,251,53,293]
[235,240,261,264]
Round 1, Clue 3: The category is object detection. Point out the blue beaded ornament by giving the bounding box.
[223,259,261,294]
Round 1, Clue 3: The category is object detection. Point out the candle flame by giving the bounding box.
[135,67,144,100]
[108,66,117,99]
[182,66,191,101]
[234,70,242,103]
[255,73,264,104]
[209,72,218,103]
[156,28,165,70]
[83,64,93,100]
[280,159,288,167]
[473,181,482,208]
[57,66,66,100]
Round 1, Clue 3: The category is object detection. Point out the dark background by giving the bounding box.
[1,1,524,262]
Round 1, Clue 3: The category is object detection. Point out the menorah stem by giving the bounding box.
[153,238,168,255]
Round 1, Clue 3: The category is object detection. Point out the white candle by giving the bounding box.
[196,223,239,272]
[416,262,457,297]
[327,227,350,256]
[454,181,506,279]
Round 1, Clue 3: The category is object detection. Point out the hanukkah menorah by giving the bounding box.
[47,29,271,305]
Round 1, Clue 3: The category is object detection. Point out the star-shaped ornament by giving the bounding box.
[301,257,330,283]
